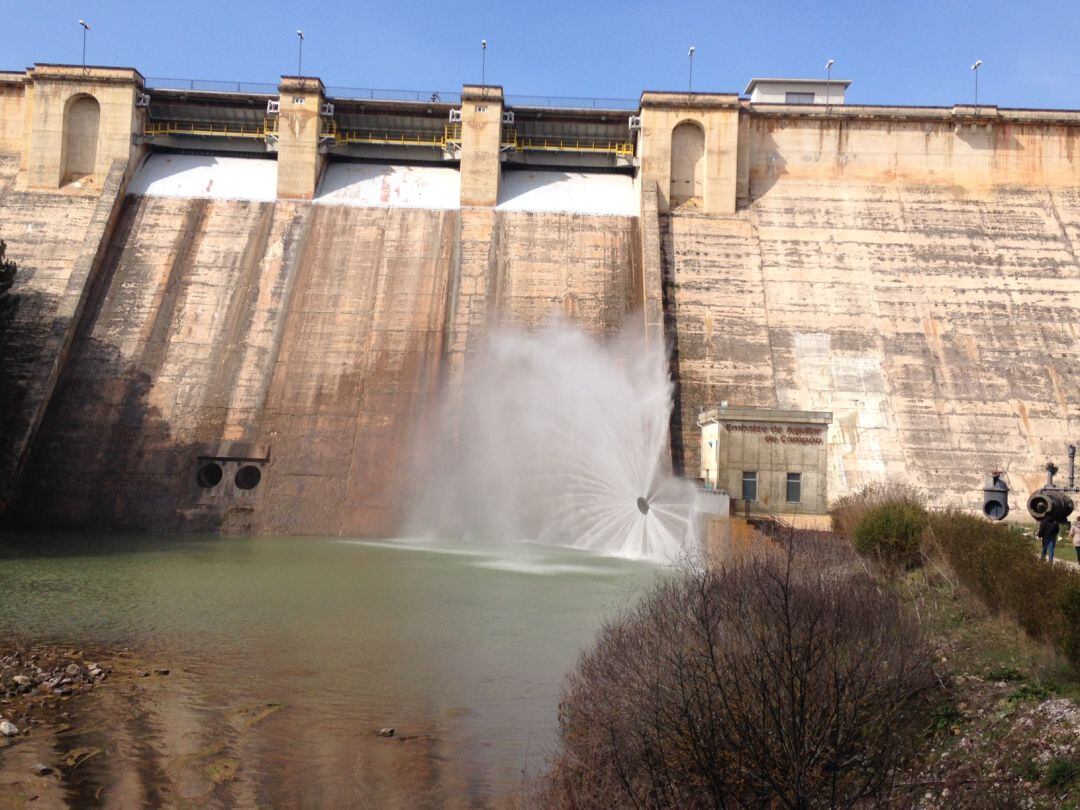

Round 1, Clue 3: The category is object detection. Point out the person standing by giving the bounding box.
[1038,515,1060,562]
[1070,520,1080,564]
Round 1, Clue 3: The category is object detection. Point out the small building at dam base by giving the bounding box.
[699,408,832,516]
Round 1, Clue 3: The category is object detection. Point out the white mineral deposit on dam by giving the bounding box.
[127,153,278,201]
[315,162,461,209]
[496,169,637,215]
[411,323,697,561]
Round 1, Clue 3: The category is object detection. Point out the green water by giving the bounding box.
[0,534,659,805]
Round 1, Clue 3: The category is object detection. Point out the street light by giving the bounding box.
[297,30,304,77]
[78,20,91,67]
[971,59,982,114]
[825,58,835,111]
[688,46,696,97]
[481,39,488,90]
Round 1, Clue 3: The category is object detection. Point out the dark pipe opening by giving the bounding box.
[196,462,223,489]
[235,465,262,491]
[637,496,650,515]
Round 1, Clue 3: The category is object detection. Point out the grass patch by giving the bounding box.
[926,702,963,734]
[1007,681,1056,704]
[1047,758,1080,789]
[926,510,1080,676]
[985,665,1025,683]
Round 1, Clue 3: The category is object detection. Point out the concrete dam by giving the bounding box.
[0,64,1078,533]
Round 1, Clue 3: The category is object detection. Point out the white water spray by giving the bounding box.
[410,322,697,562]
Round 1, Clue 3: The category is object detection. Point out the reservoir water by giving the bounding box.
[0,534,659,806]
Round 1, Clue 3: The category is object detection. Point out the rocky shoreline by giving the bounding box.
[0,641,170,747]
[1,645,114,742]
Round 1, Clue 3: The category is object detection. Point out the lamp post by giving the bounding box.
[481,39,487,90]
[971,59,982,114]
[688,46,696,98]
[296,30,305,77]
[78,19,91,67]
[825,58,834,111]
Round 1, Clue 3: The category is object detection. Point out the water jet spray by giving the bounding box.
[409,322,697,561]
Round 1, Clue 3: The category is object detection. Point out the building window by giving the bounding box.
[785,92,815,104]
[742,471,758,502]
[786,472,802,503]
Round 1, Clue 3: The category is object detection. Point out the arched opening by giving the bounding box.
[61,94,100,183]
[669,121,705,206]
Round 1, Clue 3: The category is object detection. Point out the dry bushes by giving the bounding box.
[927,509,1080,672]
[829,481,925,540]
[541,539,935,808]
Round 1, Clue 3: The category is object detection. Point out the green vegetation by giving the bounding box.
[1047,758,1080,790]
[927,509,1080,673]
[829,480,924,538]
[542,485,1080,807]
[985,665,1025,682]
[852,500,927,568]
[0,238,17,334]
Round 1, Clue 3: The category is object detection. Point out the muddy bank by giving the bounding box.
[0,637,499,808]
[0,641,178,807]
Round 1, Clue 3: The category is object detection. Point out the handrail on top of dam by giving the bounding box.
[143,77,638,110]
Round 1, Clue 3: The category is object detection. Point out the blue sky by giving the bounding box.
[6,0,1080,108]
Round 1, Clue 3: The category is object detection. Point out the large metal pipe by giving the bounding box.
[1027,488,1075,522]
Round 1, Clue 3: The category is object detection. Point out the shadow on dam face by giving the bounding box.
[2,320,240,533]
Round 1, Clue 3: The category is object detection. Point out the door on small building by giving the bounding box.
[669,121,704,205]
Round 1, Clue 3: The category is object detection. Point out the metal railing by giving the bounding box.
[333,125,453,149]
[143,119,273,139]
[143,77,639,110]
[144,118,632,157]
[145,77,278,94]
[325,86,462,104]
[506,94,638,110]
[512,135,634,157]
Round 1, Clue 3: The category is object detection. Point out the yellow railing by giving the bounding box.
[145,119,633,157]
[510,135,634,157]
[334,127,448,148]
[144,119,273,139]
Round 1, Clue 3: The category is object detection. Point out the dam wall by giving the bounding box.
[664,177,1080,509]
[11,153,642,533]
[0,151,130,511]
[3,62,1080,528]
[740,112,1080,200]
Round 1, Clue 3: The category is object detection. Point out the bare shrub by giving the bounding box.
[927,509,1080,672]
[829,482,925,539]
[541,539,936,808]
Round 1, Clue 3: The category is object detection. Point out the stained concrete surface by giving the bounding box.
[10,132,1079,529]
[663,180,1080,509]
[10,186,640,534]
[0,151,107,509]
